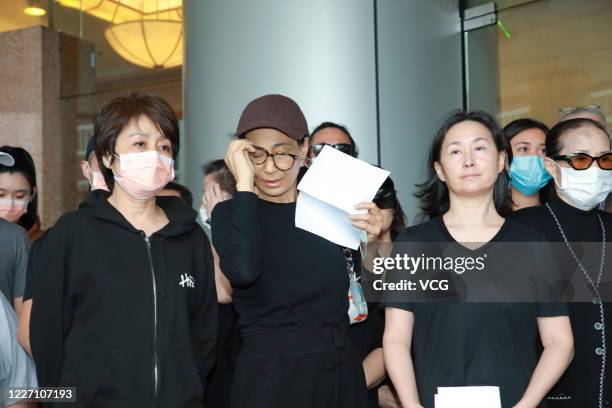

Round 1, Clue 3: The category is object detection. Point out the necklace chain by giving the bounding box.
[545,203,607,408]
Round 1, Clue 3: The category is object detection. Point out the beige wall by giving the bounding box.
[498,0,612,128]
[0,26,95,228]
[0,26,61,227]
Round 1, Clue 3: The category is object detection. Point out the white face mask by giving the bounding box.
[554,163,612,210]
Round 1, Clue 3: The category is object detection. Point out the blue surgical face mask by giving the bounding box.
[509,156,552,196]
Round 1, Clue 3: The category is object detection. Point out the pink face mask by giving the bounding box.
[86,162,109,191]
[0,198,29,222]
[113,151,175,200]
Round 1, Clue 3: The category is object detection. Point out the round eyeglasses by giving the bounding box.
[248,146,300,171]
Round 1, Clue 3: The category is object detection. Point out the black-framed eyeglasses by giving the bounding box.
[552,152,612,171]
[248,146,301,171]
[309,143,355,157]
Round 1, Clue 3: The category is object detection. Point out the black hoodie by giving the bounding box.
[30,190,217,408]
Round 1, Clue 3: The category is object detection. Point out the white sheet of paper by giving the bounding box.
[296,192,363,249]
[434,386,501,408]
[295,146,390,249]
[298,146,390,214]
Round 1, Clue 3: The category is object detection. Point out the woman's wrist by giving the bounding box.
[236,180,254,192]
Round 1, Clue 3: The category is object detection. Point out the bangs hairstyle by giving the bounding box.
[415,110,511,219]
[94,92,179,190]
[503,118,549,162]
[546,118,611,158]
[0,145,38,230]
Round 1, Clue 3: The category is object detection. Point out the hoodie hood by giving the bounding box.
[79,189,197,237]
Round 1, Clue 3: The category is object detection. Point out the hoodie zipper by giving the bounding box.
[143,235,159,408]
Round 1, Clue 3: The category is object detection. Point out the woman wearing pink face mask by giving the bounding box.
[0,146,44,241]
[29,92,217,407]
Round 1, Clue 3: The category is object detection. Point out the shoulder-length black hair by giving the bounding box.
[0,145,38,230]
[415,110,511,219]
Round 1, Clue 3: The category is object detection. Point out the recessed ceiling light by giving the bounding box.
[24,6,46,16]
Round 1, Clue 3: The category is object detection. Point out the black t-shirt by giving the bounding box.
[386,216,568,408]
[510,198,612,406]
[212,192,349,334]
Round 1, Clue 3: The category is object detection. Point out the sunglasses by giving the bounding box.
[309,143,355,157]
[373,189,396,209]
[552,152,612,171]
[558,105,603,117]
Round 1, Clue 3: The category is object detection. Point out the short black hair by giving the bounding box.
[415,110,511,219]
[94,92,180,191]
[503,118,549,162]
[162,181,193,207]
[546,118,611,158]
[310,122,359,158]
[0,145,38,230]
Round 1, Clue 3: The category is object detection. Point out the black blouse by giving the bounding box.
[386,217,568,408]
[211,192,349,335]
[511,198,612,407]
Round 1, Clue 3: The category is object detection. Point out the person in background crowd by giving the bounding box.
[201,159,235,301]
[0,218,29,318]
[559,105,611,213]
[307,122,400,407]
[503,118,551,210]
[80,136,109,191]
[511,118,612,407]
[213,94,383,408]
[0,152,29,318]
[158,181,194,206]
[0,146,44,241]
[29,92,217,407]
[18,137,113,357]
[559,105,608,128]
[0,291,37,408]
[357,175,406,408]
[385,110,574,408]
[308,121,359,159]
[200,159,239,407]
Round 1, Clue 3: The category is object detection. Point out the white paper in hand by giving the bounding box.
[434,386,501,408]
[296,146,390,249]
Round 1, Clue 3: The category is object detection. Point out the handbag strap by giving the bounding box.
[342,248,357,278]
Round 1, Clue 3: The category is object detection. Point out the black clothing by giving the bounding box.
[511,198,612,407]
[203,303,240,407]
[387,217,568,408]
[212,192,367,408]
[349,250,385,408]
[30,190,217,407]
[348,301,384,408]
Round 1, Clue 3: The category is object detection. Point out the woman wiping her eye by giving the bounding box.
[212,94,384,408]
